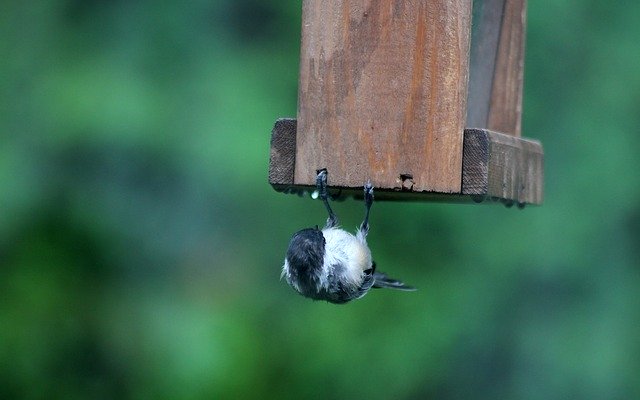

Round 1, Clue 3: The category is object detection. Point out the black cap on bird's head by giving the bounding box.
[285,227,325,284]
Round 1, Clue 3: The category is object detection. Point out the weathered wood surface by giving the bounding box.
[487,0,527,136]
[296,1,473,194]
[269,121,543,205]
[462,128,542,204]
[268,119,297,186]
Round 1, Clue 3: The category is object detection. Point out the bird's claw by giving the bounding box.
[316,169,329,200]
[364,180,374,207]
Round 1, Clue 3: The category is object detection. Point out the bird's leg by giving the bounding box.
[360,181,374,236]
[316,169,338,228]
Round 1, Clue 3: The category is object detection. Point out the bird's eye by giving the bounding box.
[364,268,373,275]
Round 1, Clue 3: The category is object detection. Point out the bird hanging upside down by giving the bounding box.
[281,169,415,304]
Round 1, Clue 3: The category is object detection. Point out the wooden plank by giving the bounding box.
[295,1,472,193]
[462,128,543,204]
[466,0,505,129]
[269,121,544,205]
[268,118,297,186]
[487,0,527,136]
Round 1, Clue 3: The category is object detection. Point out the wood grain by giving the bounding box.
[487,0,527,136]
[295,0,472,193]
[462,128,542,204]
[268,118,297,186]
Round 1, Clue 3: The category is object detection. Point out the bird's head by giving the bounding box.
[285,227,326,287]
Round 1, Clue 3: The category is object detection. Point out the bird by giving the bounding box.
[281,169,415,304]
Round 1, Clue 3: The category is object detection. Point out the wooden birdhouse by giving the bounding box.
[269,0,543,206]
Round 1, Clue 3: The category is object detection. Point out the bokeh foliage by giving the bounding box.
[1,1,639,399]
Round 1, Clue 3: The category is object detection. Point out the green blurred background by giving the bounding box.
[1,1,639,399]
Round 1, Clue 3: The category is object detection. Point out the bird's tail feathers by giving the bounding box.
[372,272,416,291]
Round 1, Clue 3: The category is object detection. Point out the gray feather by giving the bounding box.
[372,271,416,291]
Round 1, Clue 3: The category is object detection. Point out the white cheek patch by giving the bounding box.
[281,259,289,280]
[281,259,300,292]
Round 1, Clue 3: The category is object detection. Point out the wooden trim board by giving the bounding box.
[268,119,543,205]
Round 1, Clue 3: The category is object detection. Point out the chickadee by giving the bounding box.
[281,169,415,304]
